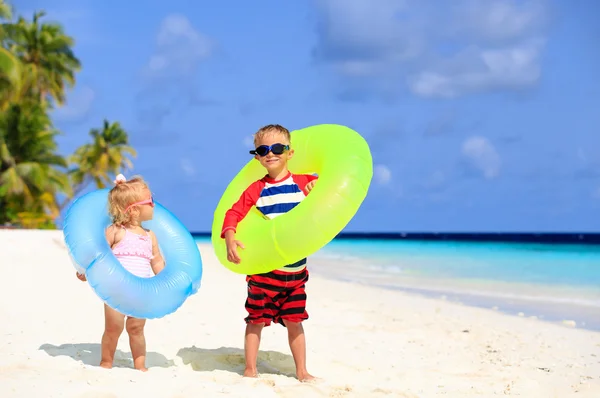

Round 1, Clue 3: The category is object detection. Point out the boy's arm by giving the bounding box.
[293,174,319,196]
[220,180,263,238]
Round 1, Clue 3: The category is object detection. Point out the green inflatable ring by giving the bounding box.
[211,124,373,275]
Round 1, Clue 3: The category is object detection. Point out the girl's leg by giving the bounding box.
[101,304,125,368]
[125,317,147,371]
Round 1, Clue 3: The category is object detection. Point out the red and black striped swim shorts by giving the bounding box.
[244,268,309,327]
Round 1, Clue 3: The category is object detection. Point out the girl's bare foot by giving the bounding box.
[297,372,318,383]
[133,356,147,372]
[243,367,258,378]
[99,361,112,369]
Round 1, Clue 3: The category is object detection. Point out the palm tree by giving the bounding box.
[0,99,70,225]
[66,119,137,203]
[0,7,138,227]
[2,10,81,105]
[0,0,21,109]
[0,4,72,227]
[0,0,10,18]
[0,49,21,104]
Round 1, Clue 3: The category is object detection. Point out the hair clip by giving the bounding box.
[114,174,126,185]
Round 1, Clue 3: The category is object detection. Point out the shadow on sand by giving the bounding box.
[176,346,296,377]
[39,343,175,369]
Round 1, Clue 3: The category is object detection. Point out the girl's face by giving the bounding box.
[129,188,155,222]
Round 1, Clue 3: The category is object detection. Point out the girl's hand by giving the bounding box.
[226,239,245,264]
[76,272,87,282]
[306,180,317,192]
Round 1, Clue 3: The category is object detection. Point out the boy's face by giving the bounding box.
[254,132,294,174]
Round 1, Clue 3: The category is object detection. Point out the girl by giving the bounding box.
[76,174,165,371]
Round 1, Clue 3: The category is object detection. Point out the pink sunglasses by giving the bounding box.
[125,196,154,213]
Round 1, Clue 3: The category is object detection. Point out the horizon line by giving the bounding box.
[191,231,599,235]
[192,231,600,244]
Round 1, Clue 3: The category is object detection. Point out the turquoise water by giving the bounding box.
[316,240,600,287]
[196,237,600,330]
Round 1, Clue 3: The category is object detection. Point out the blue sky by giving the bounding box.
[14,0,600,232]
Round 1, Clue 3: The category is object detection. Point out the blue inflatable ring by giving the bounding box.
[63,189,203,319]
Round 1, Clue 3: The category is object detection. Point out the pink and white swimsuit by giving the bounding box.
[112,227,154,278]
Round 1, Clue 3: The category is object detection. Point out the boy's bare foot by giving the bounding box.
[243,368,258,378]
[297,372,318,383]
[99,361,112,369]
[136,366,148,372]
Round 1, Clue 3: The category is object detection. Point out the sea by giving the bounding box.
[193,233,600,332]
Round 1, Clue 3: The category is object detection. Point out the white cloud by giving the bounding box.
[461,136,501,179]
[409,39,543,98]
[374,164,392,184]
[313,0,548,98]
[313,0,424,78]
[180,158,195,176]
[144,14,213,78]
[52,85,95,122]
[135,14,214,130]
[453,0,547,42]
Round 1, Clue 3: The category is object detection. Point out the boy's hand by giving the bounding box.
[76,272,87,282]
[226,239,245,264]
[306,180,317,192]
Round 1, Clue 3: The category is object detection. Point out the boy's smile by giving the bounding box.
[253,132,294,179]
[260,151,284,171]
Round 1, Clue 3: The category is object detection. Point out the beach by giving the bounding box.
[1,230,599,397]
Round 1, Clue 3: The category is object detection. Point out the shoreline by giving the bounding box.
[1,230,600,397]
[331,278,600,332]
[310,271,600,333]
[309,251,600,333]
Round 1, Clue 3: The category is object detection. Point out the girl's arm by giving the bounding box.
[105,224,125,249]
[80,225,120,282]
[149,230,165,275]
[105,225,117,248]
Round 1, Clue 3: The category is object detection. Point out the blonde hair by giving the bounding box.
[108,175,150,226]
[253,124,291,146]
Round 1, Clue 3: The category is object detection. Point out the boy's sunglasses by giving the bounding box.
[249,143,290,157]
[125,196,154,213]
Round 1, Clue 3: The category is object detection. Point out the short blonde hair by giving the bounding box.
[253,124,291,146]
[108,175,150,226]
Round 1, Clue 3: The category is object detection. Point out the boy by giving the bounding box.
[220,124,317,382]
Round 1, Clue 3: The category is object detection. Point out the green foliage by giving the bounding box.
[68,119,137,198]
[0,2,136,229]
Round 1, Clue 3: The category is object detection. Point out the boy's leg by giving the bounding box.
[125,317,147,371]
[243,279,275,377]
[282,320,315,382]
[244,323,264,377]
[277,270,316,382]
[100,304,125,369]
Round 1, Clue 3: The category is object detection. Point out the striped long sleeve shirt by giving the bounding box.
[221,171,318,273]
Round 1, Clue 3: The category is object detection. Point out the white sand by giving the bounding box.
[1,230,599,397]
